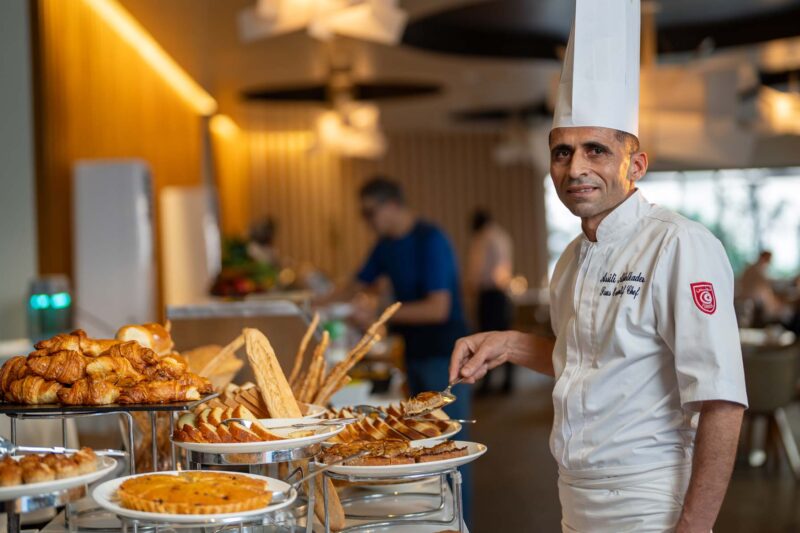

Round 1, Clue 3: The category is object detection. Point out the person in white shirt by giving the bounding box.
[466,209,515,394]
[449,1,747,531]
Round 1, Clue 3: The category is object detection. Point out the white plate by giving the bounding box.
[0,455,117,501]
[413,421,461,446]
[318,440,487,478]
[93,471,296,524]
[172,418,345,454]
[322,420,462,448]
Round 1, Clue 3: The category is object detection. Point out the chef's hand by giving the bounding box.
[449,331,515,384]
[450,331,556,381]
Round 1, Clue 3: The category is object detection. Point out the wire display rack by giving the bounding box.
[321,467,464,533]
[0,394,217,532]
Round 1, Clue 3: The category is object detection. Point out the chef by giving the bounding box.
[449,1,748,531]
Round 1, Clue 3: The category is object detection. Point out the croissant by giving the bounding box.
[34,330,121,357]
[101,341,159,371]
[57,378,120,405]
[6,376,62,404]
[178,372,214,394]
[119,380,200,404]
[0,356,30,395]
[142,356,187,381]
[26,350,88,385]
[34,331,83,353]
[86,356,145,387]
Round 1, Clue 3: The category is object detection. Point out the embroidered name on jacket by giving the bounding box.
[599,271,647,300]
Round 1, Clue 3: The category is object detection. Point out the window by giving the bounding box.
[545,168,800,279]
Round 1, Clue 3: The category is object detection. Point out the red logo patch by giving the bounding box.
[690,282,716,315]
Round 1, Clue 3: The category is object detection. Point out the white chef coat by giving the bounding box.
[549,190,748,480]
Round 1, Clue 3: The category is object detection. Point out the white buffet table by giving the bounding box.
[34,479,467,533]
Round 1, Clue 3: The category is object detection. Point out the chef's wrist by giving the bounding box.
[506,331,536,366]
[675,512,710,533]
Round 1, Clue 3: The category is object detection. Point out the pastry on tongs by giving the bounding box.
[401,391,453,416]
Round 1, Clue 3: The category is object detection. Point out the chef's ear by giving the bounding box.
[628,151,648,183]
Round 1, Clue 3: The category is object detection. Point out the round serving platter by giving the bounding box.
[0,455,117,501]
[172,418,345,454]
[318,440,487,478]
[93,471,296,524]
[413,421,462,446]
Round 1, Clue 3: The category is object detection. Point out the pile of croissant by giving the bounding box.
[0,324,212,406]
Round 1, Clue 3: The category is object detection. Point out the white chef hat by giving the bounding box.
[552,0,641,137]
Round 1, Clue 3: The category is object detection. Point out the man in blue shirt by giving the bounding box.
[354,177,469,413]
[349,176,473,524]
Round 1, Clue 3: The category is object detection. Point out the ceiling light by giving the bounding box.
[241,0,407,45]
[84,0,217,116]
[314,102,386,158]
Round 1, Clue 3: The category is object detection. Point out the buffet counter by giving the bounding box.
[0,302,483,532]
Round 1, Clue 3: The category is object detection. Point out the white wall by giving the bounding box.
[0,0,38,340]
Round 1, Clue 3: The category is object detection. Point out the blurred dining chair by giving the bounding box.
[742,342,800,479]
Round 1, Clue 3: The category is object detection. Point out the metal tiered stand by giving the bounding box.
[322,468,465,532]
[0,394,217,533]
[183,444,320,532]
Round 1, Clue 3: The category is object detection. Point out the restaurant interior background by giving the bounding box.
[2,0,800,531]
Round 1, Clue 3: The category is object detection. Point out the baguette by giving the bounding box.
[243,328,302,418]
[243,328,343,529]
[298,331,329,404]
[289,313,319,387]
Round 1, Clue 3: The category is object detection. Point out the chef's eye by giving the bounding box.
[552,149,571,160]
[589,146,606,155]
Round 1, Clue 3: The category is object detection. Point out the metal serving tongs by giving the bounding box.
[220,418,359,431]
[0,436,127,458]
[350,399,475,424]
[269,450,371,504]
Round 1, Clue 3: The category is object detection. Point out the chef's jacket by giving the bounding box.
[549,190,748,478]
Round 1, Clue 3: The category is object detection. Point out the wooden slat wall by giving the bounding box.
[34,0,203,294]
[230,129,548,288]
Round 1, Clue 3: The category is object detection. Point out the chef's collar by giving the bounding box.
[586,189,651,244]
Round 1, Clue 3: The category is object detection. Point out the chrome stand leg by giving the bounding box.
[323,474,330,533]
[149,412,158,472]
[306,468,316,533]
[6,502,19,533]
[775,407,800,479]
[169,413,176,470]
[65,495,78,533]
[10,417,16,447]
[451,469,464,532]
[62,418,73,531]
[122,412,136,474]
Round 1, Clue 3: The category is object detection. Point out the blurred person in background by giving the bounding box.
[466,208,515,394]
[326,175,473,523]
[737,250,789,325]
[247,216,279,265]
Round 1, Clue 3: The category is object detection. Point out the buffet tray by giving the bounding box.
[0,392,219,415]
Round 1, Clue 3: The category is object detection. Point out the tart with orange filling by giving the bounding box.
[117,472,272,514]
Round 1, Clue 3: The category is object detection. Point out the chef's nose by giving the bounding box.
[568,150,591,180]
